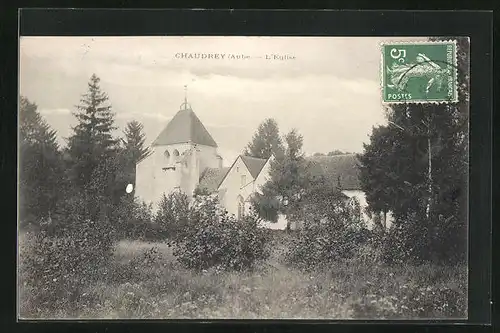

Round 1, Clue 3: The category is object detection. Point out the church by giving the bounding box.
[135,95,386,229]
[134,97,272,220]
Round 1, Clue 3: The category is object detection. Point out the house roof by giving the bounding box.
[306,154,361,190]
[152,105,218,147]
[240,155,268,179]
[198,167,230,192]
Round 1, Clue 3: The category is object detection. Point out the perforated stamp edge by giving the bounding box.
[379,39,459,105]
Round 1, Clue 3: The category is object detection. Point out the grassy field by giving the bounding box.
[18,232,467,319]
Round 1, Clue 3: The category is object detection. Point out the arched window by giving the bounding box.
[164,150,170,159]
[237,195,245,220]
[173,149,180,162]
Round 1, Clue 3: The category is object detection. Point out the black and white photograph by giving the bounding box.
[18,35,469,319]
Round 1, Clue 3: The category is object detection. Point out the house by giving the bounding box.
[305,154,394,229]
[198,155,272,218]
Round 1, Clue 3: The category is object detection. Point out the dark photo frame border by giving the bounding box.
[3,7,493,333]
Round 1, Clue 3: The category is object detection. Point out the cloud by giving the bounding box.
[20,36,419,154]
[20,36,429,82]
[340,79,380,95]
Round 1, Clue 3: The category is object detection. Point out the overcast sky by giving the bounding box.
[19,36,426,166]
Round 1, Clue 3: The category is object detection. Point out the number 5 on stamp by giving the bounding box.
[381,40,458,104]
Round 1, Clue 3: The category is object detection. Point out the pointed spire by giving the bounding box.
[180,84,191,110]
[184,84,188,106]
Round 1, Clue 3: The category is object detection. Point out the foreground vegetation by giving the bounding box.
[19,233,467,319]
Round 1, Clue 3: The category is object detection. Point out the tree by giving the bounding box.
[66,74,119,189]
[358,125,408,230]
[244,118,285,159]
[328,150,350,156]
[19,96,63,225]
[122,120,151,165]
[359,37,469,263]
[113,120,152,196]
[251,128,310,230]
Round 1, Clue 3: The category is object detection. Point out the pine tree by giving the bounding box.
[122,120,151,164]
[66,74,119,188]
[19,96,63,225]
[244,118,285,159]
[114,120,151,196]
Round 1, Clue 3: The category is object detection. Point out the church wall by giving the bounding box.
[136,142,222,211]
[218,157,255,217]
[135,143,190,211]
[135,151,155,206]
[194,144,221,173]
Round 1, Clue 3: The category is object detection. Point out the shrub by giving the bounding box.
[382,212,467,266]
[154,191,190,240]
[19,192,115,317]
[285,183,369,270]
[112,195,154,240]
[173,195,270,272]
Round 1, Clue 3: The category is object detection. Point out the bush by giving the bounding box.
[172,195,270,272]
[19,192,116,317]
[112,195,155,240]
[382,212,467,266]
[285,183,369,270]
[154,192,190,240]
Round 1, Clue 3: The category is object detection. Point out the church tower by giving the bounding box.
[135,92,222,210]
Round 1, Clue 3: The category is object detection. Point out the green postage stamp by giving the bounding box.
[381,40,458,104]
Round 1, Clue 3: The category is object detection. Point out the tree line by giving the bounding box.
[20,36,468,267]
[19,74,150,230]
[242,37,469,265]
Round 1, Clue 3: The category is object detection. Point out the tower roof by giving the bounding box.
[152,103,218,148]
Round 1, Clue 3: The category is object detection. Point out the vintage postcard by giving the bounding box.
[18,36,469,320]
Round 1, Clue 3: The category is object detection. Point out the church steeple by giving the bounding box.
[152,89,217,148]
[180,84,191,111]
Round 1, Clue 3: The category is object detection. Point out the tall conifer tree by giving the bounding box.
[122,120,151,164]
[114,120,151,195]
[66,74,119,189]
[19,96,62,224]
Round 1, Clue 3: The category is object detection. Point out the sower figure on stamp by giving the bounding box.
[386,53,446,94]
